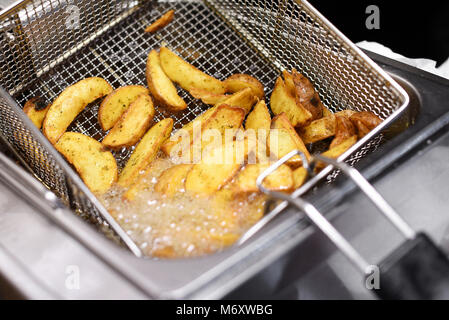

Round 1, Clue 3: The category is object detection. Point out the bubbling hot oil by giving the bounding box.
[100,157,267,258]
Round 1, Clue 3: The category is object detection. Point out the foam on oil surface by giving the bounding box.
[100,156,266,258]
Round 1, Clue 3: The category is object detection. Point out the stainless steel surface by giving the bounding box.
[0,153,147,299]
[0,0,414,299]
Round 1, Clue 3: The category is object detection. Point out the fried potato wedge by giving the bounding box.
[118,118,173,187]
[55,132,117,194]
[232,163,293,193]
[245,100,271,133]
[322,107,333,117]
[268,113,310,167]
[224,74,265,100]
[154,164,193,197]
[146,50,187,112]
[336,109,356,119]
[102,93,155,149]
[218,87,258,114]
[291,69,324,121]
[161,88,257,156]
[23,97,50,129]
[160,47,226,94]
[330,115,356,149]
[168,104,245,162]
[185,140,248,195]
[189,88,229,105]
[144,9,174,33]
[316,135,358,171]
[293,167,308,190]
[350,111,382,138]
[122,158,167,201]
[43,77,112,144]
[98,85,148,131]
[196,104,245,153]
[300,114,336,144]
[270,76,312,127]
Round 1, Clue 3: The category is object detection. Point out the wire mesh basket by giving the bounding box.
[0,0,409,256]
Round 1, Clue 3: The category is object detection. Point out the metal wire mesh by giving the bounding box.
[0,0,407,254]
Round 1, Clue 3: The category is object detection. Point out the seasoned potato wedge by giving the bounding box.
[245,100,271,133]
[118,118,173,187]
[336,109,356,119]
[98,85,148,131]
[322,107,334,117]
[291,69,324,121]
[160,47,226,94]
[167,104,245,162]
[316,135,358,171]
[218,87,258,114]
[189,88,229,105]
[102,93,155,149]
[186,163,241,196]
[350,111,382,138]
[224,74,265,100]
[23,97,50,129]
[185,140,248,195]
[43,77,113,144]
[270,77,312,127]
[293,166,308,189]
[300,115,336,144]
[196,104,245,153]
[322,135,358,158]
[146,50,187,112]
[269,113,310,167]
[55,132,117,194]
[161,88,257,156]
[154,164,193,197]
[330,115,356,149]
[144,9,174,33]
[233,163,293,193]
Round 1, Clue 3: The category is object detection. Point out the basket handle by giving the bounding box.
[255,150,449,299]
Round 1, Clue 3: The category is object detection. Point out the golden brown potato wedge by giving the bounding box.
[270,76,312,127]
[161,88,257,156]
[316,135,358,171]
[224,74,265,100]
[245,100,271,133]
[98,85,148,131]
[146,49,187,112]
[322,107,334,117]
[154,164,193,197]
[43,77,113,144]
[336,109,356,119]
[291,69,324,121]
[330,115,357,149]
[232,163,293,193]
[350,111,382,138]
[118,118,173,188]
[218,87,258,114]
[196,104,245,153]
[300,114,336,144]
[144,9,174,33]
[292,166,308,190]
[189,88,229,105]
[168,104,245,162]
[185,140,248,195]
[160,47,226,94]
[23,97,50,129]
[269,113,310,167]
[55,132,117,194]
[102,93,155,149]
